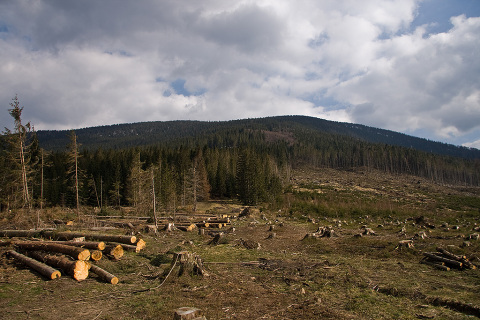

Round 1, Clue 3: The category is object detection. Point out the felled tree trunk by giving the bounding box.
[88,263,118,284]
[43,231,136,244]
[103,244,124,260]
[0,230,42,238]
[175,224,197,232]
[8,250,61,280]
[50,240,106,251]
[28,251,89,281]
[14,241,91,261]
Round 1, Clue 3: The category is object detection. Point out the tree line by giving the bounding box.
[1,96,479,215]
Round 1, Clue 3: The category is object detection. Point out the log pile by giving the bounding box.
[421,247,477,271]
[2,229,147,284]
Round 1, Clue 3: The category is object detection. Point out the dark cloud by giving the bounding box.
[0,0,479,147]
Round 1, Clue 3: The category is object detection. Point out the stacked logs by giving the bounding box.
[421,247,477,271]
[1,230,147,284]
[149,217,232,233]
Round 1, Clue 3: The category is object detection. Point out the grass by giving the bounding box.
[0,167,479,319]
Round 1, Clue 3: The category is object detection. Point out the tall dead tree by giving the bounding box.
[2,95,33,209]
[67,130,82,217]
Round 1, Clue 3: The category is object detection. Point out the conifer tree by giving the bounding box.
[2,95,34,209]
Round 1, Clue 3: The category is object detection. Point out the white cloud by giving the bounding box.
[0,0,479,147]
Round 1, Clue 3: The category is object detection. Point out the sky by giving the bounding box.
[1,0,479,149]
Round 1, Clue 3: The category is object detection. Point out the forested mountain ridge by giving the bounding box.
[35,115,480,159]
[2,115,479,211]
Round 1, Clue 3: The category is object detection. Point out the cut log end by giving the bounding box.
[78,249,91,261]
[90,250,103,261]
[73,260,89,281]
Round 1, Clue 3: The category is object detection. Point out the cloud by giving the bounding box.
[0,0,479,147]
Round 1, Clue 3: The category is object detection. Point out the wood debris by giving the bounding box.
[421,247,476,271]
[303,226,335,240]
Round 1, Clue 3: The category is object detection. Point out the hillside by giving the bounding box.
[36,116,480,159]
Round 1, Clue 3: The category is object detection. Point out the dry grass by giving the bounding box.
[0,167,479,319]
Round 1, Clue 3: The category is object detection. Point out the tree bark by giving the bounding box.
[14,241,91,261]
[0,230,42,238]
[8,250,61,280]
[50,240,106,251]
[28,251,89,281]
[43,231,136,244]
[88,263,118,284]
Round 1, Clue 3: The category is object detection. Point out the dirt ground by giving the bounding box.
[1,168,479,319]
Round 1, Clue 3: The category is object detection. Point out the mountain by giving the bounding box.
[36,115,480,159]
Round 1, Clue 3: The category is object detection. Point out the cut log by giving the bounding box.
[112,242,144,253]
[173,307,205,320]
[136,238,146,251]
[0,230,42,238]
[28,251,89,281]
[14,241,91,261]
[436,247,466,260]
[43,231,136,244]
[195,222,210,228]
[8,250,61,280]
[423,252,463,268]
[421,259,450,271]
[175,224,196,232]
[50,240,106,251]
[90,250,103,261]
[436,248,476,270]
[103,244,124,260]
[88,263,118,284]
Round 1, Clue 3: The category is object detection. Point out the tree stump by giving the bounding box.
[172,251,208,277]
[173,307,205,320]
[396,240,414,249]
[208,233,224,245]
[239,239,261,250]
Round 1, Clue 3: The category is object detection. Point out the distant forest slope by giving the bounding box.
[2,116,479,211]
[36,116,479,159]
